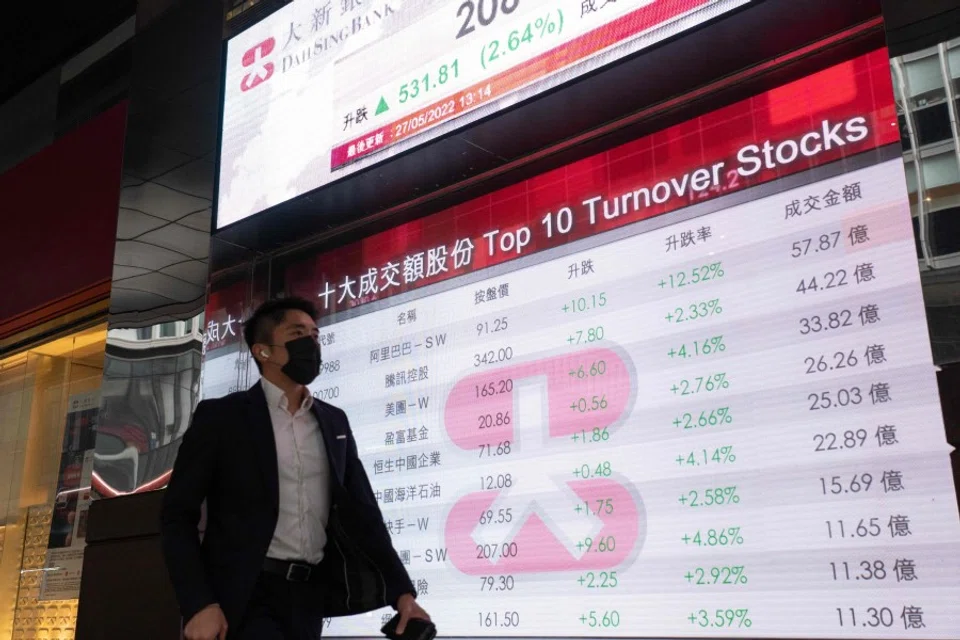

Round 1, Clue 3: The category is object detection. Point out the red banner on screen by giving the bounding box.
[201,278,269,353]
[206,49,900,351]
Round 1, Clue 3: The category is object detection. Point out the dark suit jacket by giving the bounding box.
[160,382,414,630]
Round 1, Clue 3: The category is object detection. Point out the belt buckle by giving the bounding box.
[286,562,311,582]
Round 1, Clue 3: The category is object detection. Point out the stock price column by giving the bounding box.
[443,254,645,636]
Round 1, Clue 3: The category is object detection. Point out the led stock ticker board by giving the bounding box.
[217,0,750,227]
[203,51,960,637]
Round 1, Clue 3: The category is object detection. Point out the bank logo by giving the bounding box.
[240,37,276,92]
[443,347,644,574]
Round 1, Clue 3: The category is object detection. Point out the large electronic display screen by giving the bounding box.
[217,0,750,228]
[202,50,960,637]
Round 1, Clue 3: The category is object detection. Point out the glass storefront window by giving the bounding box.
[913,101,953,145]
[0,324,106,640]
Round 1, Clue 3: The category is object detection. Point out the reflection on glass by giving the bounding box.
[891,38,960,364]
[92,314,203,497]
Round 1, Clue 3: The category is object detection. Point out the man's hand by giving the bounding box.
[184,604,228,640]
[395,593,431,635]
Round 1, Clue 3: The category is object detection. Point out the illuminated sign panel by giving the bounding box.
[204,51,960,636]
[217,0,750,227]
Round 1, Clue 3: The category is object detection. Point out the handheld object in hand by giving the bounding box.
[381,614,436,640]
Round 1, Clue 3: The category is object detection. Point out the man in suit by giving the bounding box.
[161,297,430,640]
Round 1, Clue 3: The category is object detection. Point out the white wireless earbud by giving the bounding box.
[262,350,270,358]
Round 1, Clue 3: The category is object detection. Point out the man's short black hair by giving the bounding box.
[243,297,319,370]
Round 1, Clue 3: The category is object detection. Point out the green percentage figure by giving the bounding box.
[676,446,737,467]
[685,565,749,586]
[673,407,733,429]
[658,262,726,290]
[680,486,741,508]
[671,373,730,396]
[668,335,726,359]
[666,299,723,324]
[688,608,752,628]
[682,527,744,547]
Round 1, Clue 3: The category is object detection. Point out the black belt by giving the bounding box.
[262,557,322,583]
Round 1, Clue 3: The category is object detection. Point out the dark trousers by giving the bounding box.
[233,572,326,640]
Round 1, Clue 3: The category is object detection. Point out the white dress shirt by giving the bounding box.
[262,378,331,565]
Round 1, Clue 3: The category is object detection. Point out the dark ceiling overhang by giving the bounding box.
[881,0,960,57]
[0,2,136,106]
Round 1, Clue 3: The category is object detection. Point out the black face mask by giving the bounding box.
[278,336,322,385]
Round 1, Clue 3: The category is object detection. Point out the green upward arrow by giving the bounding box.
[376,96,390,115]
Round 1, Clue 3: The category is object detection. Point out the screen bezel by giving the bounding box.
[210,0,772,235]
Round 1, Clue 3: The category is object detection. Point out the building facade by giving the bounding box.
[0,1,958,639]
